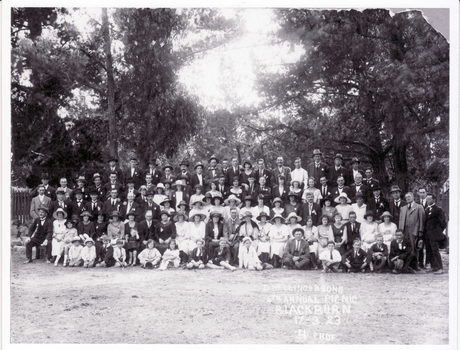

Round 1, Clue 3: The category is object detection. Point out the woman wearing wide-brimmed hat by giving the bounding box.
[76,211,96,244]
[107,211,125,246]
[256,212,272,266]
[205,211,224,252]
[153,183,167,206]
[334,192,353,224]
[188,209,207,251]
[124,210,139,266]
[189,184,205,210]
[174,211,191,262]
[269,197,285,219]
[321,195,338,223]
[51,208,68,266]
[284,192,301,217]
[269,214,289,267]
[316,215,334,258]
[222,194,241,221]
[360,210,378,252]
[302,177,322,205]
[377,211,397,248]
[210,192,225,218]
[236,211,260,251]
[285,212,303,240]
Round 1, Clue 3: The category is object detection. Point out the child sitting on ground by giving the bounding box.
[67,237,83,267]
[159,239,181,270]
[341,239,370,273]
[367,234,388,273]
[81,236,97,268]
[187,239,208,269]
[113,239,128,267]
[207,237,236,271]
[319,241,342,273]
[239,236,263,270]
[138,239,162,269]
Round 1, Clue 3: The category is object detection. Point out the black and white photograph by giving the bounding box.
[3,0,458,347]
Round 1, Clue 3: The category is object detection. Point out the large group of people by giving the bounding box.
[23,150,447,274]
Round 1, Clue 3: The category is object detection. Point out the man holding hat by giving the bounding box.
[190,162,205,189]
[283,228,311,269]
[389,185,407,225]
[30,185,52,220]
[30,172,55,199]
[306,149,329,188]
[329,153,348,188]
[104,156,123,185]
[123,157,143,189]
[24,206,53,263]
[145,158,162,185]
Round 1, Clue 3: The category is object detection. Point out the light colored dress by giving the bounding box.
[335,204,352,223]
[188,221,206,251]
[321,206,339,223]
[316,224,334,256]
[351,203,367,224]
[238,245,261,268]
[175,221,191,254]
[257,222,272,255]
[269,224,289,258]
[302,187,322,204]
[251,205,270,220]
[108,221,125,245]
[378,222,398,248]
[360,221,379,251]
[304,225,319,256]
[52,219,67,256]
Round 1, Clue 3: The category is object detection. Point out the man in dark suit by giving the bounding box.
[102,188,121,215]
[389,229,416,273]
[349,173,369,203]
[388,185,407,225]
[242,173,259,201]
[363,167,380,192]
[366,186,389,223]
[255,176,272,207]
[344,212,361,251]
[144,158,162,185]
[190,162,206,190]
[88,173,106,201]
[120,192,142,221]
[297,192,321,226]
[271,175,290,204]
[341,239,370,273]
[255,158,272,188]
[160,164,176,184]
[330,176,353,204]
[84,189,104,221]
[104,157,123,185]
[121,177,139,202]
[346,157,365,186]
[226,158,241,187]
[24,207,53,263]
[102,172,124,201]
[30,172,55,199]
[271,156,292,187]
[282,228,311,269]
[306,149,329,188]
[67,188,87,219]
[48,187,72,219]
[329,153,348,188]
[216,174,230,199]
[177,160,191,185]
[416,188,428,209]
[123,157,143,189]
[220,159,230,182]
[424,193,447,274]
[141,189,161,221]
[318,176,333,206]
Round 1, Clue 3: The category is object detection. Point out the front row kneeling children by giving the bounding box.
[207,237,237,271]
[187,239,208,269]
[138,239,162,269]
[319,241,341,272]
[341,239,370,273]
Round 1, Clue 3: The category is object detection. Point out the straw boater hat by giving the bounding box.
[173,211,189,222]
[92,173,102,181]
[286,212,302,223]
[188,209,207,222]
[224,194,241,206]
[85,237,95,245]
[271,213,286,224]
[334,153,343,160]
[380,211,393,220]
[256,211,271,221]
[53,208,68,220]
[334,192,352,204]
[56,187,65,194]
[71,236,82,243]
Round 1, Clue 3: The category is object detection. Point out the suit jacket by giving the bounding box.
[362,178,380,194]
[119,201,141,221]
[399,202,425,237]
[283,239,310,259]
[389,199,407,225]
[389,238,412,260]
[329,166,348,188]
[330,186,353,203]
[343,221,361,247]
[367,243,389,257]
[346,168,365,187]
[318,185,333,204]
[30,185,55,200]
[341,247,369,265]
[102,198,121,215]
[205,222,224,242]
[297,202,322,226]
[242,183,260,202]
[71,186,90,202]
[123,167,143,188]
[223,218,242,243]
[349,183,370,203]
[367,196,390,219]
[84,200,104,220]
[216,184,230,199]
[255,169,272,188]
[306,162,329,187]
[189,173,205,190]
[98,244,115,267]
[68,199,88,218]
[47,199,72,219]
[141,201,162,221]
[144,168,163,185]
[271,185,290,203]
[138,220,157,242]
[102,182,124,200]
[30,195,51,219]
[28,217,53,242]
[88,185,107,202]
[424,204,447,242]
[255,186,272,206]
[271,166,292,187]
[188,247,209,264]
[226,167,242,187]
[104,166,124,185]
[160,174,176,185]
[205,168,223,185]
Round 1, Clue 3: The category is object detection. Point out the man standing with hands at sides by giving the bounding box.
[424,193,447,274]
[389,185,407,225]
[306,149,328,188]
[24,207,53,263]
[297,192,321,226]
[255,158,272,188]
[30,185,52,220]
[290,157,308,190]
[124,157,143,189]
[417,188,428,208]
[226,158,241,187]
[329,153,348,188]
[399,192,425,271]
[271,156,292,187]
[145,158,162,185]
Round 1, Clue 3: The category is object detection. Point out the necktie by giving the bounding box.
[330,251,333,260]
[351,223,354,232]
[309,204,312,214]
[93,202,96,210]
[408,203,411,210]
[112,200,115,206]
[355,250,358,258]
[323,187,326,197]
[59,201,64,208]
[147,221,151,228]
[198,249,202,257]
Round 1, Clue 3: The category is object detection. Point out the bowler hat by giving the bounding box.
[162,164,173,171]
[179,160,189,167]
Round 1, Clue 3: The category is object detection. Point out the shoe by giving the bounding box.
[433,269,444,275]
[23,259,32,264]
[405,267,416,274]
[46,260,51,264]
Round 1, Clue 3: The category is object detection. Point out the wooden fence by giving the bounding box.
[11,188,32,224]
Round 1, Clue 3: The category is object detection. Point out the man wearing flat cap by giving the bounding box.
[329,153,348,188]
[306,149,329,188]
[145,158,162,185]
[123,157,143,189]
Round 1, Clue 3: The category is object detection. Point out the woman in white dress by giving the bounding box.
[52,208,68,266]
[256,212,272,266]
[251,194,270,220]
[316,214,334,258]
[302,177,322,204]
[350,193,367,224]
[210,193,225,216]
[304,216,319,269]
[360,210,379,252]
[188,210,207,251]
[174,211,191,257]
[153,183,167,206]
[377,211,397,249]
[269,214,289,268]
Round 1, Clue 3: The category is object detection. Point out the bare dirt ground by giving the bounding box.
[9,246,450,345]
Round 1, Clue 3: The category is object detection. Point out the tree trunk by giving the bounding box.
[102,8,117,159]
